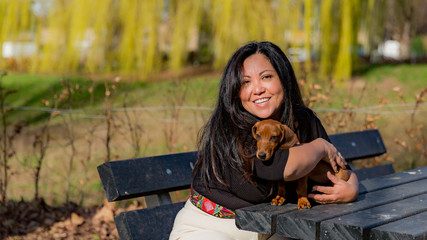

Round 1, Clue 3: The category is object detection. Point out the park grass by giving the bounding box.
[2,63,425,119]
[1,72,221,125]
[1,63,426,207]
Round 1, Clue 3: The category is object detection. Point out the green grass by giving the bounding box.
[0,72,221,125]
[2,63,425,117]
[359,63,427,88]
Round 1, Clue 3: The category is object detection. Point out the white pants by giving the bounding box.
[170,199,263,240]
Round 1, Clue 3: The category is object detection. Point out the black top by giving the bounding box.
[192,107,330,210]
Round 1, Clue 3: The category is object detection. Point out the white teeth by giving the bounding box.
[254,98,270,104]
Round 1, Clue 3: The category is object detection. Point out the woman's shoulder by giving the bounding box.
[294,105,328,142]
[294,105,318,121]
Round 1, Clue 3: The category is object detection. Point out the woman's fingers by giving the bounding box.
[337,152,347,169]
[308,185,337,204]
[309,171,359,204]
[326,171,344,184]
[329,149,346,171]
[312,185,334,195]
[328,156,338,172]
[321,139,347,172]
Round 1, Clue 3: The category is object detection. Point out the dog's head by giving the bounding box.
[252,119,299,161]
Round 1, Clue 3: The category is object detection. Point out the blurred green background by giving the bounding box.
[0,0,426,209]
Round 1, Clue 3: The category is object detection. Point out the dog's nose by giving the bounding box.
[258,152,266,160]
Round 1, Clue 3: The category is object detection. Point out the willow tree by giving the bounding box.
[209,0,280,68]
[360,0,386,56]
[0,0,33,63]
[333,0,354,81]
[169,0,203,72]
[116,0,164,76]
[303,0,313,78]
[319,0,335,79]
[276,0,304,75]
[0,0,403,81]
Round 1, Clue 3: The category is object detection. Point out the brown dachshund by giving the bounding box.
[252,119,349,209]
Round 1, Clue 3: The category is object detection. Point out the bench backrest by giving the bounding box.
[97,151,197,204]
[329,129,386,161]
[97,129,389,240]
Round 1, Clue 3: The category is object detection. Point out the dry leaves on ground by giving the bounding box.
[0,198,120,240]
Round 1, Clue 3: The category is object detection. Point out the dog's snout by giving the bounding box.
[258,152,266,160]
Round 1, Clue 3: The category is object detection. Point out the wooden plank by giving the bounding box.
[274,178,427,240]
[369,211,427,240]
[115,202,185,240]
[320,193,427,240]
[97,151,197,201]
[353,163,395,181]
[329,129,386,161]
[359,166,427,194]
[235,203,297,234]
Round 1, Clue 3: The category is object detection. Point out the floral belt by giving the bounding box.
[190,186,235,219]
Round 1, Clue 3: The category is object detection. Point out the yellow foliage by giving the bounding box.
[169,0,202,71]
[319,0,334,79]
[333,0,353,81]
[304,0,313,78]
[0,0,383,81]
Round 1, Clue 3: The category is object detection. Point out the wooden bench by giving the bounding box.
[97,129,394,240]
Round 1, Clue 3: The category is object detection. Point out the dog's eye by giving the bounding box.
[256,134,261,140]
[270,136,278,141]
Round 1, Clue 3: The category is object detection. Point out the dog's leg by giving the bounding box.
[296,176,311,209]
[271,181,286,206]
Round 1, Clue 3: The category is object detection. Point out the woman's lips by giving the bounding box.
[254,97,270,104]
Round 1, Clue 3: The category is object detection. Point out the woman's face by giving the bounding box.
[239,53,284,120]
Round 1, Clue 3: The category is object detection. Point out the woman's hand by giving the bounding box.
[319,139,347,172]
[308,171,359,204]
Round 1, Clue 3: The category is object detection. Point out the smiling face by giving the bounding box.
[239,53,284,120]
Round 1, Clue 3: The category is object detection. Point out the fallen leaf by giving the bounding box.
[70,212,85,226]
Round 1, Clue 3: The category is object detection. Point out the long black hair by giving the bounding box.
[194,41,305,188]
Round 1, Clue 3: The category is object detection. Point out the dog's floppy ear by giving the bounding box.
[280,124,300,149]
[279,124,286,142]
[252,122,260,140]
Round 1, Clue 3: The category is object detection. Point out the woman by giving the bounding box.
[170,41,358,240]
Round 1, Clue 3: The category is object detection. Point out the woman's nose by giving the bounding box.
[253,80,265,94]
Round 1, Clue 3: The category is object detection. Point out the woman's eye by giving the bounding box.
[242,80,250,85]
[262,75,272,80]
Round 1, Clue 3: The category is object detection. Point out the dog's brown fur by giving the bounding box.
[252,119,349,209]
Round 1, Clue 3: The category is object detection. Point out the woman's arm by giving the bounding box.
[308,170,359,203]
[283,138,346,181]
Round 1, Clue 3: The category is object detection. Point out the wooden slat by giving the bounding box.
[369,211,427,240]
[235,203,297,234]
[359,166,427,194]
[115,202,185,240]
[329,129,386,161]
[353,163,395,181]
[274,178,427,239]
[320,194,427,240]
[97,151,197,201]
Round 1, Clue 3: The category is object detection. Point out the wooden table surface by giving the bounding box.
[236,166,427,240]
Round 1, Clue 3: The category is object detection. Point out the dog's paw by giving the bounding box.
[297,197,311,210]
[271,195,286,206]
